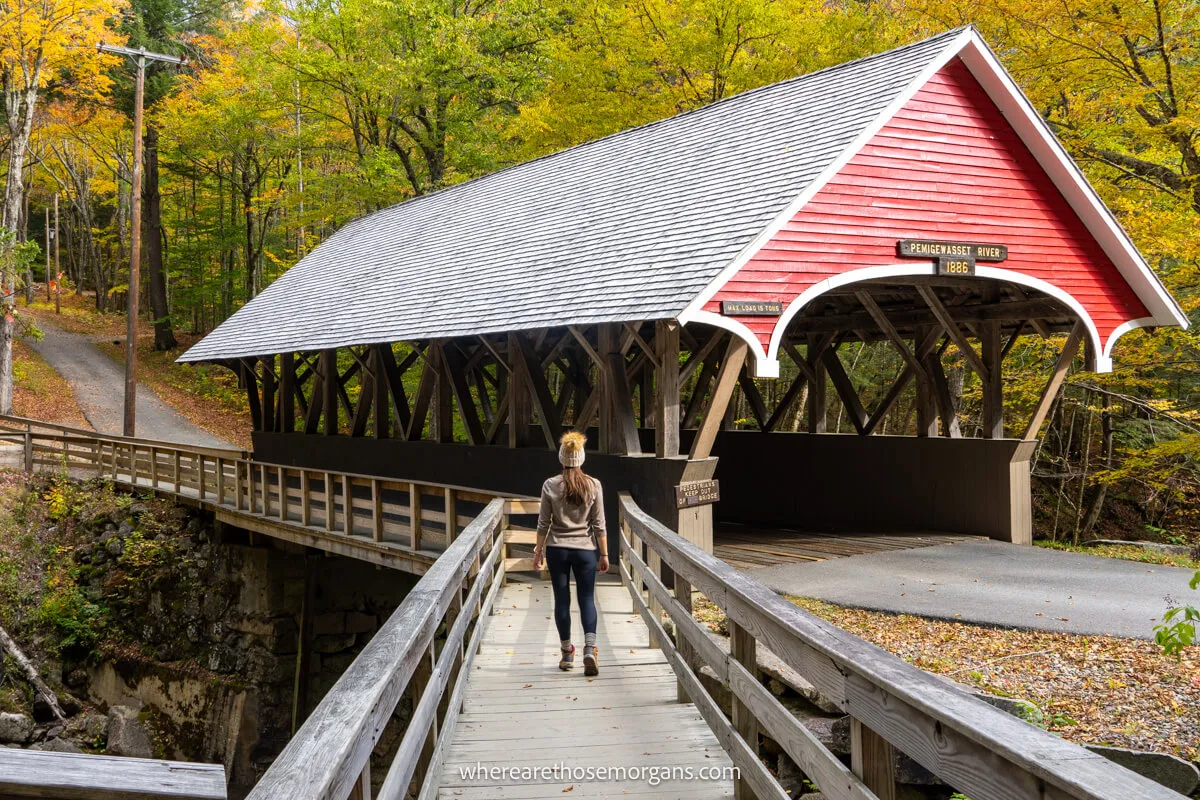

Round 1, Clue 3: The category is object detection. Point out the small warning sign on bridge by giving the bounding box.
[676,479,720,509]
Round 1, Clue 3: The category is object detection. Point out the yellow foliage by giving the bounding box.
[0,0,125,101]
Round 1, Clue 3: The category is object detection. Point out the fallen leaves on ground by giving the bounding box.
[1036,540,1199,570]
[789,596,1199,760]
[691,593,1198,759]
[12,340,90,429]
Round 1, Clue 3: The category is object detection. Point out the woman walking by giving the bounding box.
[532,431,609,676]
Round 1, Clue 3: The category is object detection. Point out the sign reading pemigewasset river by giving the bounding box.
[896,240,1008,261]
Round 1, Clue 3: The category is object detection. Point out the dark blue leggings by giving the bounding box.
[545,546,598,641]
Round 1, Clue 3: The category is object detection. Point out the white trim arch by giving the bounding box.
[1103,317,1159,364]
[760,264,1113,373]
[681,310,778,378]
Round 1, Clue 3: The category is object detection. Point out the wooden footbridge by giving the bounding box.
[1,417,1186,800]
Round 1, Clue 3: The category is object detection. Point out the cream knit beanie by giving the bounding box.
[559,431,586,468]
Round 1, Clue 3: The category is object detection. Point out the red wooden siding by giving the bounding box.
[705,57,1150,353]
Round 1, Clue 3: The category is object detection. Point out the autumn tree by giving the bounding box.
[0,0,121,413]
[275,0,553,201]
[512,0,900,155]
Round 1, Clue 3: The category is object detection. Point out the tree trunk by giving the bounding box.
[242,163,256,302]
[143,126,177,350]
[1080,394,1114,539]
[1,78,43,415]
[0,624,65,722]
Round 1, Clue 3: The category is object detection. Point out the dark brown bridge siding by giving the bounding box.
[252,430,694,558]
[709,431,1033,543]
[255,428,1034,549]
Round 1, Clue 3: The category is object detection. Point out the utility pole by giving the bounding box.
[53,195,59,315]
[43,206,49,302]
[98,43,185,437]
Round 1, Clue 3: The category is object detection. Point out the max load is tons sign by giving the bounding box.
[721,300,783,316]
[675,479,720,509]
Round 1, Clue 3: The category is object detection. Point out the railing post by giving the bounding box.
[646,547,664,649]
[498,502,508,587]
[246,462,255,513]
[279,467,288,521]
[730,620,758,800]
[371,478,383,542]
[262,464,271,516]
[342,475,352,534]
[173,450,181,489]
[410,641,437,790]
[198,455,206,500]
[851,719,897,800]
[324,473,334,531]
[300,470,311,526]
[410,483,422,550]
[22,430,32,473]
[149,447,159,488]
[674,573,694,703]
[348,762,371,800]
[444,487,457,543]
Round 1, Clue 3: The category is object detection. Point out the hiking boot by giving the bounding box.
[583,645,598,676]
[559,644,575,671]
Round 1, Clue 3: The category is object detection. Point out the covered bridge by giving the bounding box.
[181,27,1186,557]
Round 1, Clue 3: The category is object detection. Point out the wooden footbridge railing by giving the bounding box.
[0,415,1184,799]
[617,493,1184,800]
[0,749,226,799]
[0,415,530,575]
[245,496,512,800]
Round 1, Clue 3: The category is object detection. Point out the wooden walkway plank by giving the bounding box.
[714,523,985,567]
[437,581,735,799]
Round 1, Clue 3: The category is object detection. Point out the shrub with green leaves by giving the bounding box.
[1155,570,1200,659]
[36,581,106,656]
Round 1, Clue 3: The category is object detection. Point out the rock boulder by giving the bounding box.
[0,713,33,744]
[1085,745,1200,796]
[106,706,153,759]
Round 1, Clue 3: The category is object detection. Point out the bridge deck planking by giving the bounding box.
[714,521,985,568]
[438,581,735,799]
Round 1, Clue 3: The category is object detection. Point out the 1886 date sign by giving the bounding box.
[897,239,1007,277]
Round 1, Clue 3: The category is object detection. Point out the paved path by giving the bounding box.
[439,581,733,799]
[21,320,234,449]
[747,539,1197,640]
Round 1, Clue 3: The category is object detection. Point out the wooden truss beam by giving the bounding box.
[860,331,946,436]
[788,297,1063,336]
[822,347,868,435]
[763,347,809,434]
[857,291,930,386]
[655,320,680,458]
[1023,321,1086,441]
[690,338,748,460]
[279,353,296,433]
[443,343,486,445]
[916,285,989,381]
[407,345,436,441]
[516,334,564,449]
[737,366,769,430]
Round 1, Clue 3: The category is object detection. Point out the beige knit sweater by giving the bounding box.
[535,475,607,552]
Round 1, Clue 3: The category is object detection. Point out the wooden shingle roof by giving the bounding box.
[179,29,967,362]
